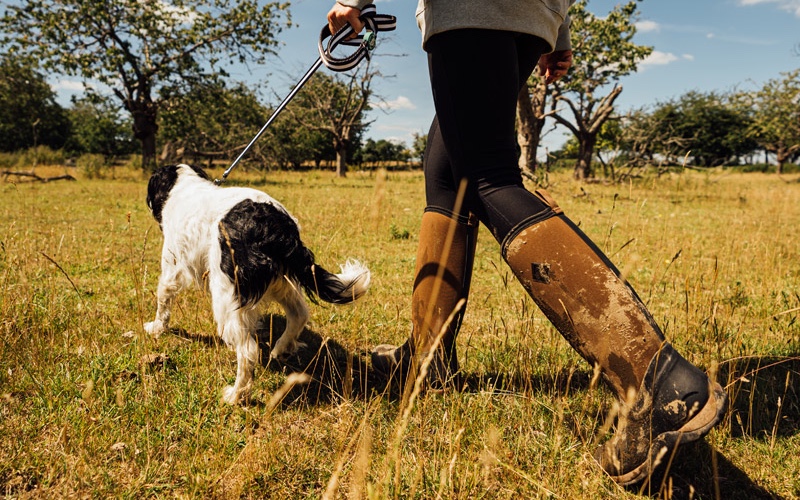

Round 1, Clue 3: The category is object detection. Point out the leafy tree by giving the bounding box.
[550,0,653,179]
[65,96,136,158]
[653,91,756,167]
[743,69,800,173]
[411,132,427,164]
[357,138,408,165]
[261,114,334,169]
[603,106,694,175]
[289,67,374,177]
[158,79,270,167]
[0,57,69,152]
[1,0,290,170]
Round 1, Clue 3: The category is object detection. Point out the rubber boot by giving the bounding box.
[501,189,727,485]
[371,210,478,389]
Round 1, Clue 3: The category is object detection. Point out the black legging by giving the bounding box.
[424,29,552,242]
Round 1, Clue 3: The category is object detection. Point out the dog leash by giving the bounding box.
[215,4,396,185]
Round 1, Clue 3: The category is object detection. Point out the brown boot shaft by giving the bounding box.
[502,191,663,398]
[411,211,478,364]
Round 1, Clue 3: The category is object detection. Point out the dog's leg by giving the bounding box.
[269,279,310,360]
[213,288,260,405]
[144,270,183,336]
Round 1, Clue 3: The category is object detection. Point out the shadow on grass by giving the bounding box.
[720,355,800,439]
[254,315,393,405]
[176,317,795,498]
[635,440,784,500]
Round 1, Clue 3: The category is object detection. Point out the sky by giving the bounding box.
[51,0,800,151]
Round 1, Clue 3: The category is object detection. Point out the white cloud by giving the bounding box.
[640,50,679,67]
[738,0,800,17]
[635,20,660,33]
[375,95,416,111]
[682,54,695,61]
[51,80,85,92]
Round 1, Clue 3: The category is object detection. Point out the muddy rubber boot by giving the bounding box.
[594,343,728,485]
[371,210,478,389]
[501,189,727,485]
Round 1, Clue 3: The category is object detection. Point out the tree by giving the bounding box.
[744,69,800,173]
[356,138,408,165]
[1,0,289,171]
[65,96,136,158]
[550,0,652,179]
[411,132,427,164]
[0,57,69,152]
[158,79,270,167]
[652,91,756,167]
[516,74,548,175]
[289,67,374,177]
[603,106,694,176]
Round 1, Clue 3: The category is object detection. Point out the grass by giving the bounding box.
[1,165,799,499]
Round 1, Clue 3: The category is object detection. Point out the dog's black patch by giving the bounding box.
[218,199,317,307]
[147,165,210,226]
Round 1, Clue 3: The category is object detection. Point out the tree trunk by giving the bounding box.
[516,80,547,175]
[130,101,159,172]
[334,138,348,178]
[574,133,597,180]
[775,145,788,175]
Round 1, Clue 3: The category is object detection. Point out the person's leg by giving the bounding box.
[501,191,727,484]
[371,118,480,388]
[373,30,550,386]
[426,29,551,241]
[424,28,727,484]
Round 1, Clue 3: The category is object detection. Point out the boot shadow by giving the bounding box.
[719,355,800,438]
[633,441,784,500]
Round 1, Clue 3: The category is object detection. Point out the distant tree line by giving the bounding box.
[2,0,797,179]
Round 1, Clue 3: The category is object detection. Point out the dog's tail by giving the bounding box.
[295,257,371,305]
[219,199,369,307]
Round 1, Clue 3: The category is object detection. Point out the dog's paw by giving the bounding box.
[269,339,307,361]
[144,320,165,336]
[222,385,240,405]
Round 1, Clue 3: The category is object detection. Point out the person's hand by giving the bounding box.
[538,50,573,84]
[327,3,364,38]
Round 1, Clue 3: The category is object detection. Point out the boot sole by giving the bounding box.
[609,381,728,486]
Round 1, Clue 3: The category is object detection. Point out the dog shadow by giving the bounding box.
[254,315,393,405]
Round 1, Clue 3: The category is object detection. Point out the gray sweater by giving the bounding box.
[338,0,573,52]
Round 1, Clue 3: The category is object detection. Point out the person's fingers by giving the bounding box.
[539,50,572,84]
[327,4,364,38]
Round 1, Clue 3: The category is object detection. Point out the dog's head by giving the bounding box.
[146,164,211,226]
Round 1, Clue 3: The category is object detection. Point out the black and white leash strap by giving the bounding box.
[215,4,396,185]
[318,4,397,72]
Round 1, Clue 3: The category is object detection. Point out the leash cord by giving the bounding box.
[215,4,396,185]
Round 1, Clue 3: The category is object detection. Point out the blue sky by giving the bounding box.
[52,0,800,151]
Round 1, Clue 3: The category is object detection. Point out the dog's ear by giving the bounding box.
[188,164,211,180]
[146,165,180,226]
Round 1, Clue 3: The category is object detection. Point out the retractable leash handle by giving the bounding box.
[215,4,396,185]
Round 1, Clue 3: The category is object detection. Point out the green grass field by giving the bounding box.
[1,165,798,498]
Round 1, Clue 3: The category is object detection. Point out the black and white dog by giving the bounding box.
[144,164,370,404]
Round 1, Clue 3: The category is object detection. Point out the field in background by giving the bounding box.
[1,166,798,498]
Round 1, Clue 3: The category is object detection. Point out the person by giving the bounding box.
[327,0,727,486]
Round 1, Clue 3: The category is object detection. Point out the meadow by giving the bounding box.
[1,165,798,499]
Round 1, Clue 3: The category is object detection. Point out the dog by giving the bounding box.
[144,164,370,404]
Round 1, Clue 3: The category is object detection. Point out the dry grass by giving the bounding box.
[1,165,798,498]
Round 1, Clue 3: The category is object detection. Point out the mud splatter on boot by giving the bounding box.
[594,343,728,485]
